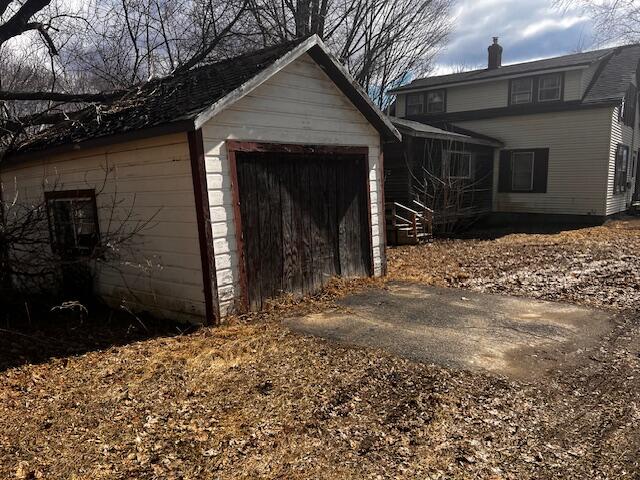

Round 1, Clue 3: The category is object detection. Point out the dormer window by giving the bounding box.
[511,78,533,104]
[509,73,564,105]
[426,90,445,113]
[405,89,446,115]
[406,93,423,115]
[538,73,562,102]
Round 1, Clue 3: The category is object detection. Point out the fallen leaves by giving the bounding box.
[1,220,640,478]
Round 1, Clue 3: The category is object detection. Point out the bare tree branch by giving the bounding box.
[0,0,52,46]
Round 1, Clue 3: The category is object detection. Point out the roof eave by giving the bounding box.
[392,120,502,147]
[388,63,594,95]
[1,119,195,166]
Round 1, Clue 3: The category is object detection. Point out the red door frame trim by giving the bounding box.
[226,140,375,311]
[188,129,220,325]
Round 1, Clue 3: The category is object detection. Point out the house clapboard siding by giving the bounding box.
[395,67,590,115]
[446,80,509,112]
[456,107,614,216]
[607,104,640,215]
[201,53,384,315]
[0,133,206,322]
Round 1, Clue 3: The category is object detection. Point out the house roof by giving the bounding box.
[583,45,640,104]
[389,44,640,103]
[7,36,400,160]
[391,117,502,147]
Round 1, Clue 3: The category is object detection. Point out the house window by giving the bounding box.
[499,148,549,193]
[46,190,100,257]
[614,144,629,194]
[426,90,445,113]
[511,78,533,104]
[511,151,535,191]
[406,93,423,115]
[443,150,472,179]
[538,73,562,102]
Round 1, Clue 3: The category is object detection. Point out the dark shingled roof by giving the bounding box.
[13,38,309,155]
[583,44,640,104]
[390,44,640,105]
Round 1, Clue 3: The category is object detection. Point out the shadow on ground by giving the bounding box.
[286,281,613,380]
[0,304,196,372]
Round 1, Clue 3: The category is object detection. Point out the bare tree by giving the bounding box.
[555,0,639,46]
[407,138,493,235]
[246,0,454,107]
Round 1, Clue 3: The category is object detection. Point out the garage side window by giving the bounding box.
[46,190,100,257]
[498,148,549,193]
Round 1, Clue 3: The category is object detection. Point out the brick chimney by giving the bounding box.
[488,37,503,69]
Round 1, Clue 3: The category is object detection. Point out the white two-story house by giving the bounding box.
[388,38,640,224]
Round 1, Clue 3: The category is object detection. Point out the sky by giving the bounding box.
[434,0,595,74]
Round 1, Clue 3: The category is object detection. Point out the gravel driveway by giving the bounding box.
[286,281,612,379]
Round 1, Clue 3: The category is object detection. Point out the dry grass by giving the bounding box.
[1,220,640,479]
[388,218,640,311]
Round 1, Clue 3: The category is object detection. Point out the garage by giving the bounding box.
[234,145,372,310]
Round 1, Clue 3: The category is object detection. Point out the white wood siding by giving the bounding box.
[0,134,206,322]
[395,93,406,117]
[447,80,509,112]
[394,68,588,116]
[606,105,639,214]
[581,62,600,96]
[564,69,583,101]
[456,107,613,216]
[201,53,384,315]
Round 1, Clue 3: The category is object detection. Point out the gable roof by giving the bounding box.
[389,44,640,103]
[7,36,400,160]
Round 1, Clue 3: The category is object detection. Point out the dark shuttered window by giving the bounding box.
[498,149,549,193]
[614,144,629,194]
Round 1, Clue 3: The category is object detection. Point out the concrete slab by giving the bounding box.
[285,281,613,379]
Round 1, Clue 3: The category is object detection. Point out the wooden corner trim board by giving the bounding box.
[378,143,388,275]
[226,140,375,313]
[188,129,220,325]
[359,147,375,278]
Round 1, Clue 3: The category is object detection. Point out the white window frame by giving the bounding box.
[426,89,445,113]
[511,78,533,105]
[443,150,473,179]
[511,151,535,191]
[538,73,562,102]
[406,93,423,115]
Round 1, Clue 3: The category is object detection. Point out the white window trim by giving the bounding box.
[538,73,562,102]
[443,150,473,179]
[511,78,533,105]
[511,151,535,191]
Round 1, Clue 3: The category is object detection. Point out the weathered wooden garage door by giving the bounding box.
[236,151,371,310]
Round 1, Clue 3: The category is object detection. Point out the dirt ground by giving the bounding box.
[1,219,640,479]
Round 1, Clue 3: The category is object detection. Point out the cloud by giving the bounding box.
[434,0,593,74]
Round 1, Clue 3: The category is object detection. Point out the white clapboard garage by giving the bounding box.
[0,35,400,324]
